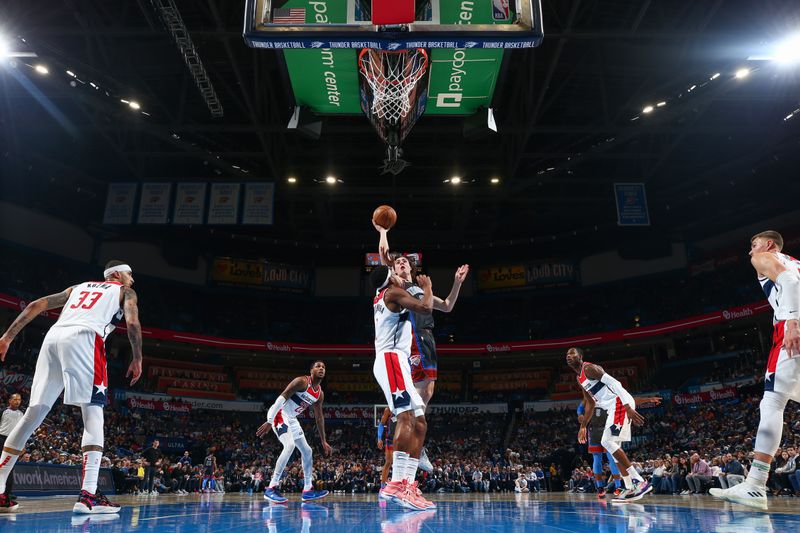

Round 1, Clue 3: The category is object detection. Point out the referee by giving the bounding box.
[0,393,23,499]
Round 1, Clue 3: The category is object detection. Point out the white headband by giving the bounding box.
[104,264,132,278]
[377,267,393,291]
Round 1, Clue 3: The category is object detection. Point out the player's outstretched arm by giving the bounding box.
[123,288,143,385]
[388,278,434,315]
[433,264,470,313]
[373,221,392,266]
[0,286,73,362]
[312,391,333,456]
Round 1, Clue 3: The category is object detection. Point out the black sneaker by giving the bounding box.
[0,492,19,512]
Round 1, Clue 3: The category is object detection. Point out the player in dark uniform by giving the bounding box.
[577,401,622,498]
[377,407,395,491]
[202,449,218,493]
[375,223,469,472]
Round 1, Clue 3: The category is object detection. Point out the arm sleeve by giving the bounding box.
[599,373,636,407]
[267,396,286,423]
[377,423,385,441]
[775,270,800,321]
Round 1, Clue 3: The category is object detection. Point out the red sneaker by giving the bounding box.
[409,481,436,509]
[380,481,407,504]
[0,492,18,512]
[597,488,606,499]
[73,490,121,514]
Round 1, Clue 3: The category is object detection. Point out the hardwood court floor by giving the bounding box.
[1,491,798,531]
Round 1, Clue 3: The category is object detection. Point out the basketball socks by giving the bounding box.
[0,452,19,493]
[392,451,409,483]
[595,478,604,489]
[614,477,622,489]
[627,466,644,483]
[405,457,419,483]
[747,459,771,487]
[81,451,102,493]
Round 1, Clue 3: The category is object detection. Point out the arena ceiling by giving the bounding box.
[1,0,799,261]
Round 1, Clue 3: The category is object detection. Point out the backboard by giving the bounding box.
[243,0,544,50]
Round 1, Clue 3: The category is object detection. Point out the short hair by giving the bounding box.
[104,259,127,270]
[310,360,325,370]
[369,265,391,289]
[567,347,585,357]
[750,230,783,250]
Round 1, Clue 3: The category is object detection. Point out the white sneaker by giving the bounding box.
[709,482,768,510]
[418,448,434,473]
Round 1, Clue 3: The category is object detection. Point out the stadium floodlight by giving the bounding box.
[0,37,9,59]
[128,101,141,110]
[642,105,654,114]
[775,34,800,64]
[287,177,297,183]
[450,176,462,185]
[656,101,666,107]
[34,64,49,75]
[490,177,500,184]
[325,176,337,184]
[735,68,750,79]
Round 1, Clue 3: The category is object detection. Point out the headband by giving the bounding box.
[377,267,393,291]
[104,264,132,278]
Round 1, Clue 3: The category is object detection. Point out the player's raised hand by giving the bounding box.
[454,264,470,284]
[0,336,10,362]
[256,421,271,437]
[126,358,142,385]
[416,275,432,289]
[372,219,388,233]
[784,320,800,357]
[626,405,645,426]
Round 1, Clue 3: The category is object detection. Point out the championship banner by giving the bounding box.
[242,182,275,225]
[673,387,737,406]
[12,464,115,496]
[173,182,207,225]
[207,183,240,225]
[137,182,172,224]
[211,257,264,286]
[127,397,192,413]
[102,182,137,224]
[614,183,650,226]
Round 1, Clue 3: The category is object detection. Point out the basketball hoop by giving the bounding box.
[358,48,428,124]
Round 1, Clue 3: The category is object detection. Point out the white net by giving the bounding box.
[358,48,429,124]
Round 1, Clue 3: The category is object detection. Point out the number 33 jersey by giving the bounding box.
[53,281,125,340]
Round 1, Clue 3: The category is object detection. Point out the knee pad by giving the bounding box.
[755,391,789,456]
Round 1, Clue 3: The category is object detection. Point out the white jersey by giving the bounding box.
[52,281,125,340]
[758,252,800,324]
[577,362,618,410]
[277,377,321,420]
[373,288,412,356]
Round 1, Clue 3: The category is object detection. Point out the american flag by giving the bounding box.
[273,8,306,24]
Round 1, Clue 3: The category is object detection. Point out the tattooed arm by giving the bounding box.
[123,288,143,385]
[0,287,73,361]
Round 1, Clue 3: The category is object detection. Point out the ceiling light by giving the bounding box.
[128,101,141,110]
[734,68,750,79]
[450,176,462,184]
[0,38,8,59]
[642,105,654,114]
[656,101,666,107]
[120,99,129,104]
[34,64,49,75]
[325,176,336,184]
[710,73,721,80]
[490,177,500,184]
[287,177,297,183]
[66,70,76,77]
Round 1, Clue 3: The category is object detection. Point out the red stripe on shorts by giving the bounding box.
[767,321,785,374]
[384,352,405,393]
[613,397,625,426]
[93,334,107,388]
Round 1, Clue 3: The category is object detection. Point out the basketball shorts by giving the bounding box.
[588,417,606,454]
[272,411,306,442]
[764,321,800,402]
[410,328,438,383]
[598,399,631,443]
[30,325,109,407]
[373,351,425,417]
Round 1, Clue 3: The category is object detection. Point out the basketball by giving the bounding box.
[372,205,397,230]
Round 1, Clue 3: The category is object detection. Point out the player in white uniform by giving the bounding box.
[0,260,142,513]
[566,347,653,502]
[711,230,800,510]
[369,265,435,511]
[256,361,331,503]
